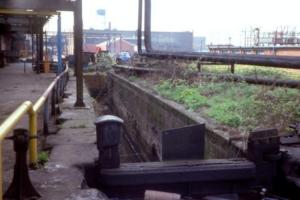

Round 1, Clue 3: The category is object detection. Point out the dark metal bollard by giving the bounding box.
[95,115,124,169]
[247,128,281,188]
[4,129,41,199]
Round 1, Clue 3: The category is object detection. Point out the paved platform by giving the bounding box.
[0,64,107,199]
[28,71,108,199]
[0,63,55,124]
[0,63,55,188]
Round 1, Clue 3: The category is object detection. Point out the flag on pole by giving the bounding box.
[97,9,106,16]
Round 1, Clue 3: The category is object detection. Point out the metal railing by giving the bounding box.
[0,65,68,199]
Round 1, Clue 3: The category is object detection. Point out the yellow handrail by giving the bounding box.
[0,101,33,141]
[0,65,68,199]
[29,66,69,164]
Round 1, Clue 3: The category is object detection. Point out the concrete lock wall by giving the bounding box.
[84,73,107,98]
[105,73,243,160]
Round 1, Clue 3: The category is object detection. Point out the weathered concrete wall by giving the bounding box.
[107,73,244,160]
[84,73,107,98]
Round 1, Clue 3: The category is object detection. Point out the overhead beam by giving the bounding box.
[0,16,49,34]
[0,0,75,11]
[0,9,58,16]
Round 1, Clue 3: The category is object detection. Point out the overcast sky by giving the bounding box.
[45,0,300,45]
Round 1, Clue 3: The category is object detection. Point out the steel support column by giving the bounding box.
[74,0,85,107]
[38,23,43,71]
[137,0,143,54]
[144,0,152,52]
[35,34,39,73]
[31,33,34,66]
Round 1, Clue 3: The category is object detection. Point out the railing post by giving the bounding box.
[55,84,59,104]
[57,79,62,103]
[63,74,67,92]
[29,112,38,167]
[61,76,65,98]
[66,70,69,82]
[43,97,49,135]
[54,83,62,115]
[60,78,64,99]
[56,80,60,100]
[0,142,2,200]
[51,88,56,116]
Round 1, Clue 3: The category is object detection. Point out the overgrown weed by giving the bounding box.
[155,78,300,133]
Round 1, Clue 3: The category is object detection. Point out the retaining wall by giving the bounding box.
[106,72,244,160]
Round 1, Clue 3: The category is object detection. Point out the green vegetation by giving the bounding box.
[186,63,300,80]
[157,80,207,110]
[38,151,49,166]
[156,79,300,133]
[128,75,138,82]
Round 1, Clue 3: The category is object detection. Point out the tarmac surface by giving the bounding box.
[0,63,55,187]
[29,71,107,199]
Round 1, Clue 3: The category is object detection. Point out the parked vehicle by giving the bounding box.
[116,51,131,64]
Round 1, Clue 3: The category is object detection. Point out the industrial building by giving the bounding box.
[83,29,194,52]
[209,28,300,56]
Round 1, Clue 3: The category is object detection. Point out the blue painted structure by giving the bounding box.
[57,13,62,74]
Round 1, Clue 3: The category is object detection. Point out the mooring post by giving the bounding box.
[247,128,281,188]
[4,129,41,199]
[95,115,124,169]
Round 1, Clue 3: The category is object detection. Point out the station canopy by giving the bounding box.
[0,0,76,34]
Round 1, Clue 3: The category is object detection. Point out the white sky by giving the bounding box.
[45,0,300,45]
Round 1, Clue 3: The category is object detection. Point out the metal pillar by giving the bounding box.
[29,17,34,67]
[74,0,85,107]
[35,34,39,73]
[39,24,43,71]
[230,63,235,74]
[137,0,143,54]
[144,0,152,52]
[45,32,48,57]
[57,13,62,74]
